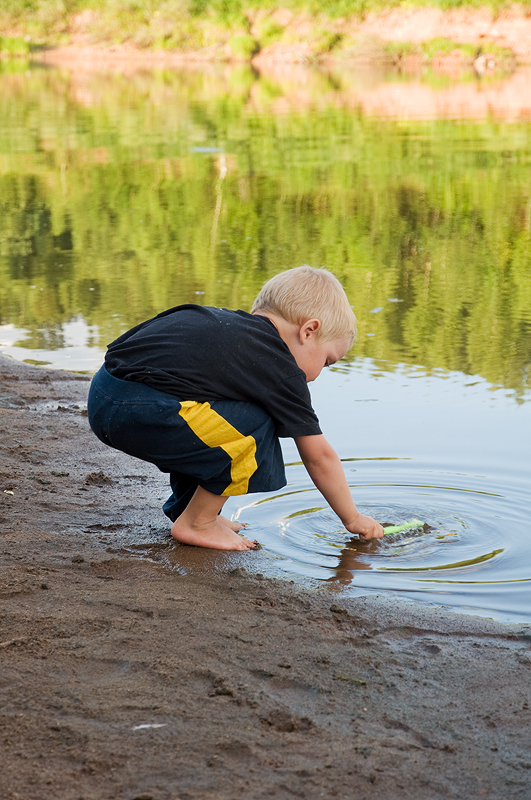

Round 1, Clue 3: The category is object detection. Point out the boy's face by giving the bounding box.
[294,331,351,383]
[253,312,352,383]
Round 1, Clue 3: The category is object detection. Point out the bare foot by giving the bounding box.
[219,515,247,532]
[171,517,258,551]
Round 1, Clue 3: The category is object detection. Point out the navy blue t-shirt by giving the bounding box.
[104,305,322,439]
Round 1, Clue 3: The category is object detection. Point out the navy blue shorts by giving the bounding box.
[87,365,286,521]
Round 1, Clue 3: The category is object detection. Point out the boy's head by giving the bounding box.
[251,265,357,345]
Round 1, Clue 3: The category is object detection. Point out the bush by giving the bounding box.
[228,32,258,58]
[421,37,475,59]
[0,36,31,54]
[254,16,285,47]
[384,40,422,60]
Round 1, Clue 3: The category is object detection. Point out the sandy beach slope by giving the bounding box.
[1,355,530,799]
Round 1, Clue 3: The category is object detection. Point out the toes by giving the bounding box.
[242,539,261,551]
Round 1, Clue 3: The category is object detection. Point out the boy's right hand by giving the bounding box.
[344,513,385,541]
[294,436,386,542]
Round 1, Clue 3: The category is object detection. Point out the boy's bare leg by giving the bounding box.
[171,486,258,551]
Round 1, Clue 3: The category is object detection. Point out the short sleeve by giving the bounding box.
[262,374,322,438]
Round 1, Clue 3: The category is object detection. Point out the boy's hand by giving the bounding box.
[295,435,386,541]
[344,513,385,541]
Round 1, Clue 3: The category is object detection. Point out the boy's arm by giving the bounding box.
[294,435,384,540]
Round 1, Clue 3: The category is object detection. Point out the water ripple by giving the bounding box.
[232,460,531,624]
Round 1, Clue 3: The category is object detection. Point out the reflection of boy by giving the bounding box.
[88,265,384,550]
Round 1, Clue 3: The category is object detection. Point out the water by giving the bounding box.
[1,60,530,622]
[228,360,531,623]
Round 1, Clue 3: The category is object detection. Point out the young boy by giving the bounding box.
[88,266,384,550]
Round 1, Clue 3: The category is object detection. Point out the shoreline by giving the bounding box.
[2,56,531,134]
[3,6,531,69]
[1,353,531,798]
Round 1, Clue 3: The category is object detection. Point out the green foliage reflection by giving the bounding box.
[0,65,530,397]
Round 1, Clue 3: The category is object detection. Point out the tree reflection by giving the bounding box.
[0,65,529,397]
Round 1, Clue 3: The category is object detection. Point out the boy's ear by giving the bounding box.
[299,319,321,341]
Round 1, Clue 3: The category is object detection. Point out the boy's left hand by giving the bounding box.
[344,513,385,541]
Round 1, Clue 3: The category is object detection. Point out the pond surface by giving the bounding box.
[1,61,530,623]
[229,360,531,624]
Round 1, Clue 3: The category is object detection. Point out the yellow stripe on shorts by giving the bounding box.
[178,400,258,496]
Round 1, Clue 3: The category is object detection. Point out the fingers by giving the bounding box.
[359,520,385,540]
[358,527,384,541]
[346,514,385,540]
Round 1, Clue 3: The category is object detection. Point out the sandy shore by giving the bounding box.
[28,6,531,68]
[1,355,531,799]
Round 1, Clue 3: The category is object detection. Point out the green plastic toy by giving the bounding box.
[382,519,424,535]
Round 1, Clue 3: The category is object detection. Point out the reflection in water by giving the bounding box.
[329,519,432,585]
[0,62,530,397]
[378,548,504,572]
[329,538,373,585]
[1,61,530,622]
[226,361,531,623]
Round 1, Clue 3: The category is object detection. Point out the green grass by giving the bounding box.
[228,32,258,58]
[0,0,528,54]
[0,67,530,395]
[382,36,515,65]
[0,35,31,54]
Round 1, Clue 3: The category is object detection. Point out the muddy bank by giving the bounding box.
[1,354,531,800]
[25,7,531,68]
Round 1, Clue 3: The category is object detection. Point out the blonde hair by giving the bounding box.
[251,265,357,344]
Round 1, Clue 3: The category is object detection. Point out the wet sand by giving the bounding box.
[1,355,531,800]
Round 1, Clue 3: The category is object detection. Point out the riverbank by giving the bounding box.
[1,354,531,799]
[2,5,531,68]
